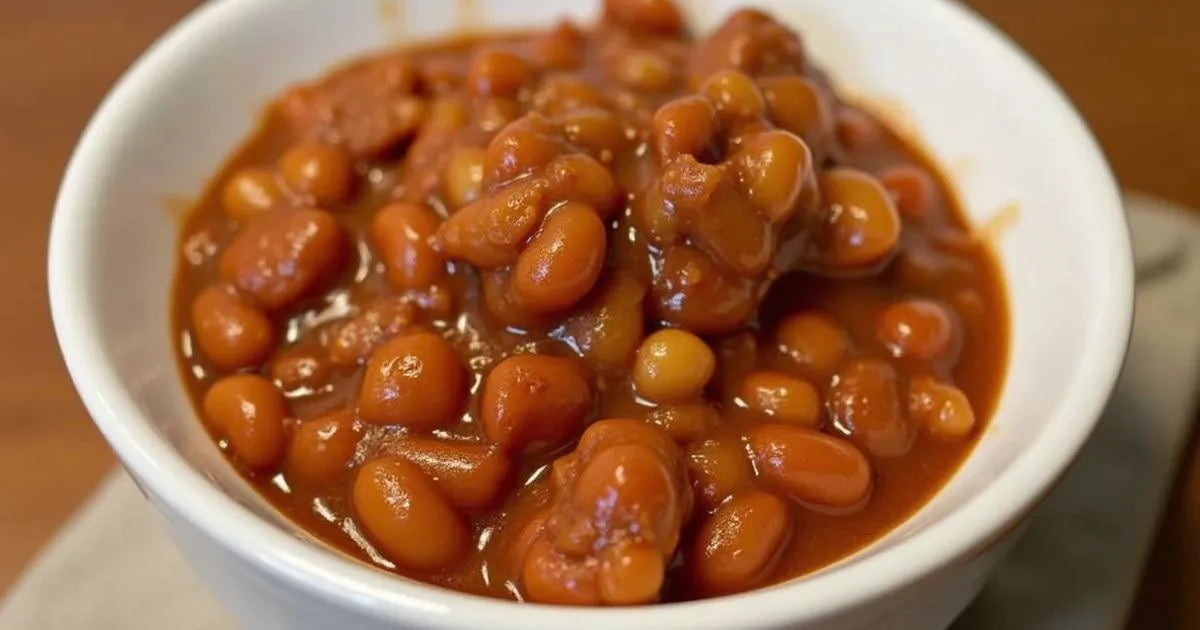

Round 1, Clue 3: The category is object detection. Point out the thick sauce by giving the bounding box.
[173,0,1007,605]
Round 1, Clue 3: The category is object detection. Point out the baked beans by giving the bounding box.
[174,0,1007,605]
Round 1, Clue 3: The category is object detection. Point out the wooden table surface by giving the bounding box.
[1,1,1197,626]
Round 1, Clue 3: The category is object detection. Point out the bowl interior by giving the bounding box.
[51,0,1130,620]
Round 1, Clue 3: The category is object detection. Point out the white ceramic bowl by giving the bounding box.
[49,1,1133,628]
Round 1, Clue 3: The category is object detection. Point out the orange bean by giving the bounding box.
[221,168,284,220]
[480,268,554,330]
[202,374,287,473]
[526,418,689,605]
[385,438,513,509]
[190,283,275,371]
[603,0,683,35]
[597,541,665,605]
[739,370,821,427]
[815,168,901,270]
[481,354,591,453]
[531,76,609,117]
[509,508,550,571]
[878,163,938,220]
[475,96,525,133]
[876,299,959,361]
[533,21,584,70]
[283,410,362,487]
[908,375,977,440]
[522,536,601,605]
[371,203,445,291]
[325,295,418,367]
[218,208,347,311]
[748,423,872,508]
[760,75,831,140]
[353,457,468,571]
[485,114,563,186]
[556,270,646,371]
[267,342,331,392]
[610,49,675,93]
[633,329,716,402]
[652,95,718,162]
[466,49,532,98]
[644,401,720,444]
[828,358,914,457]
[442,146,488,209]
[436,177,547,269]
[558,108,626,162]
[732,129,814,224]
[544,154,621,218]
[700,70,765,121]
[358,332,466,429]
[687,438,755,510]
[635,154,716,246]
[279,143,354,206]
[774,311,850,375]
[834,107,882,152]
[690,490,791,595]
[511,202,607,314]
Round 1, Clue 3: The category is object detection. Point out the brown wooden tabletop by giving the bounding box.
[1,1,1197,626]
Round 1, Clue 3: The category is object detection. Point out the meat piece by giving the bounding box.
[278,56,426,158]
[515,419,693,605]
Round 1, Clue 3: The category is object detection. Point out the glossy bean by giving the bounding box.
[221,168,284,220]
[828,359,914,457]
[358,332,466,429]
[481,354,592,453]
[284,409,362,487]
[190,283,275,370]
[279,143,354,206]
[748,423,872,508]
[511,202,607,314]
[353,457,468,571]
[371,203,445,291]
[633,329,716,402]
[218,208,347,311]
[690,490,791,595]
[739,370,821,427]
[908,375,977,440]
[202,374,287,472]
[686,438,754,510]
[386,438,513,509]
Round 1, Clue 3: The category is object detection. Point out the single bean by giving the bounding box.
[279,143,354,206]
[908,375,977,440]
[352,457,468,571]
[687,437,755,510]
[218,208,347,311]
[748,423,872,508]
[190,283,275,371]
[202,374,287,472]
[633,329,716,402]
[739,370,821,427]
[284,409,362,487]
[358,332,466,429]
[690,490,791,595]
[481,354,591,453]
[511,202,607,314]
[371,203,445,291]
[385,438,513,509]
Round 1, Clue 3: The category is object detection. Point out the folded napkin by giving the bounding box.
[3,194,1198,630]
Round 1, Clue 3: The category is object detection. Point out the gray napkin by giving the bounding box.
[3,194,1198,630]
[953,193,1200,629]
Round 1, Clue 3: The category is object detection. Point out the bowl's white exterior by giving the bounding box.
[48,1,1132,629]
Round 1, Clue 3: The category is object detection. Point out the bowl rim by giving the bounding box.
[48,0,1133,627]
